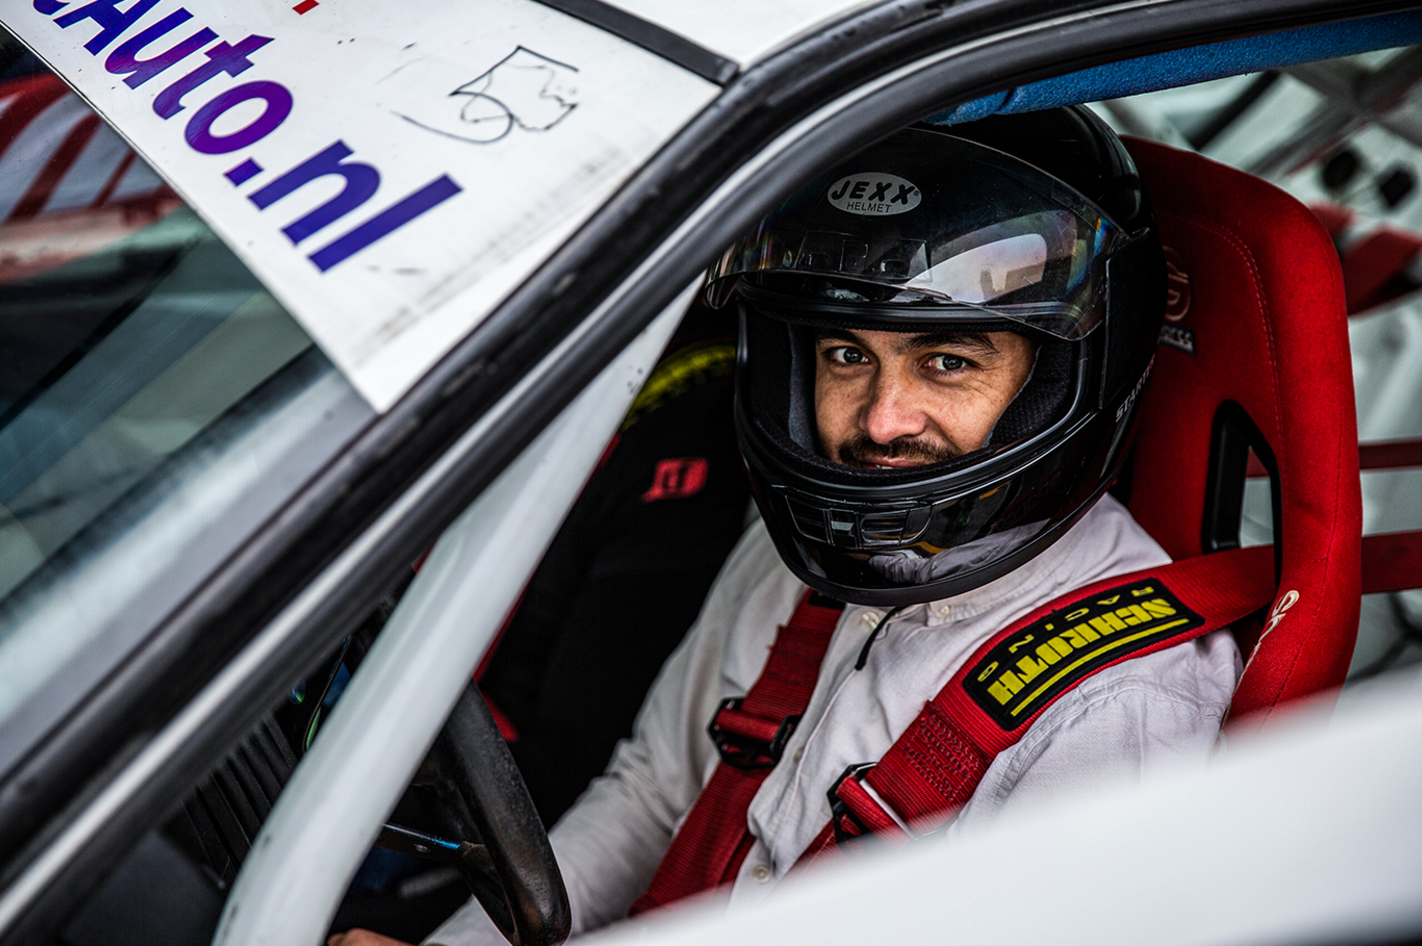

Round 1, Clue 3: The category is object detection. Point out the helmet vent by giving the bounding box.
[787,496,829,543]
[827,510,859,547]
[859,510,910,545]
[786,496,934,550]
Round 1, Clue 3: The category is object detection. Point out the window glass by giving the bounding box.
[0,40,368,737]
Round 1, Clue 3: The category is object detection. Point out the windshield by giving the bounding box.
[0,42,371,749]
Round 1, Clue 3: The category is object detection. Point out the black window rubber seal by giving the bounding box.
[530,0,739,85]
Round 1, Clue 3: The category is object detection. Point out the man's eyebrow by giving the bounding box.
[900,331,999,355]
[812,328,1002,355]
[814,328,866,346]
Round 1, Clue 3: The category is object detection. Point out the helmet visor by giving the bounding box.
[706,132,1122,340]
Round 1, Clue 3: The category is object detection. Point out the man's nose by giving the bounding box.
[863,372,928,444]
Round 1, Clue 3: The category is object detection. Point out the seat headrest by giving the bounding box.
[1123,139,1362,722]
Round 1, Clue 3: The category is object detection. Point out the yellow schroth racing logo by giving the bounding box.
[963,578,1205,730]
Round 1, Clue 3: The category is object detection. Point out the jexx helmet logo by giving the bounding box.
[828,173,921,216]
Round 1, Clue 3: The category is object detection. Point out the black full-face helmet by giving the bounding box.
[710,106,1166,607]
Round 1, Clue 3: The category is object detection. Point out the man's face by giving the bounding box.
[814,328,1038,468]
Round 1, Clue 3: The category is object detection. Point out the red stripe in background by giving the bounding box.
[1241,439,1422,592]
[1247,438,1422,478]
[1363,531,1422,595]
[0,76,70,166]
[483,695,519,742]
[8,113,100,221]
[1360,438,1422,471]
[90,149,136,208]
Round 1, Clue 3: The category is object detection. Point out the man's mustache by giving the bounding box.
[836,433,960,467]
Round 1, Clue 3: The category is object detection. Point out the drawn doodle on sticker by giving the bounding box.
[398,47,579,145]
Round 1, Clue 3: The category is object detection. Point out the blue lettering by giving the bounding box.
[32,0,458,280]
[106,9,216,88]
[185,80,292,154]
[310,175,462,272]
[225,158,262,185]
[54,0,160,54]
[153,33,271,118]
[249,141,380,245]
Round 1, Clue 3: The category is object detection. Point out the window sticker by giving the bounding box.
[4,0,716,410]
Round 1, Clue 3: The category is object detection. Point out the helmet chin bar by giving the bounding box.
[758,394,1142,608]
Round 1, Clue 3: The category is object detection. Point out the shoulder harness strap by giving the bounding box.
[799,545,1277,861]
[631,545,1277,912]
[629,590,845,915]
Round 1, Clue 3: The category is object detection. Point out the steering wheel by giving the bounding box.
[387,681,570,946]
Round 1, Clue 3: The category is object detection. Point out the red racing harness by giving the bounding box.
[630,545,1275,914]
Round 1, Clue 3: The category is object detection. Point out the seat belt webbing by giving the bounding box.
[631,545,1278,910]
[628,591,845,915]
[799,544,1277,860]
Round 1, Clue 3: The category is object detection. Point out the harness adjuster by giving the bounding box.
[708,697,800,770]
[827,762,911,846]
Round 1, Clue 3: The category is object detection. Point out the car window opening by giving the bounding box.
[11,28,1422,946]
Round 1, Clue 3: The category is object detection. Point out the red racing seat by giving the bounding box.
[1124,139,1364,729]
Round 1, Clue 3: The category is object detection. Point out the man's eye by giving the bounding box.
[927,354,968,372]
[827,346,868,365]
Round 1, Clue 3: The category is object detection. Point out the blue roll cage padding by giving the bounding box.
[927,10,1422,125]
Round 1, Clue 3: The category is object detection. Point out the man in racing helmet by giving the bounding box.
[723,108,1171,603]
[403,106,1241,946]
